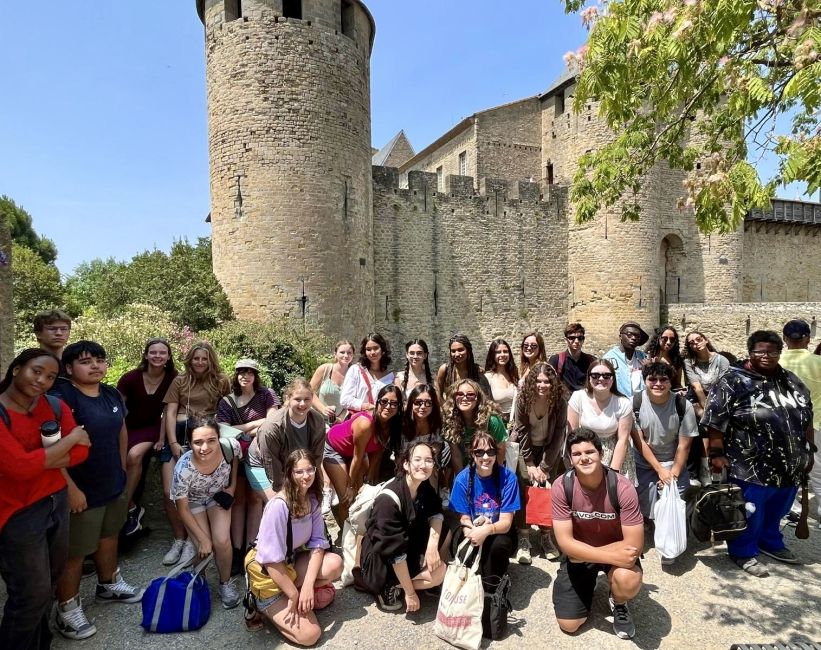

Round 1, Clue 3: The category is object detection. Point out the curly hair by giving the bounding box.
[645,325,684,373]
[515,362,567,424]
[483,338,520,384]
[282,449,323,519]
[400,339,433,393]
[178,342,229,407]
[442,378,500,445]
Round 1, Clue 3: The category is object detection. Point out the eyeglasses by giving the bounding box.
[750,349,781,358]
[522,343,539,350]
[566,335,585,341]
[454,392,477,402]
[293,467,317,477]
[378,399,400,408]
[472,449,495,458]
[659,337,675,343]
[410,457,435,466]
[622,331,640,340]
[646,376,670,385]
[413,399,433,407]
[589,372,613,381]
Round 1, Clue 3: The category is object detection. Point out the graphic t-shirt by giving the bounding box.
[450,464,520,523]
[701,363,812,487]
[170,439,240,507]
[551,470,643,550]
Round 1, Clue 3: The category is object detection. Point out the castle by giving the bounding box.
[194,0,820,362]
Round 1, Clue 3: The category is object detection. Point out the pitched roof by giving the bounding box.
[372,130,415,167]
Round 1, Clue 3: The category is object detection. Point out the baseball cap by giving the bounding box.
[783,319,810,340]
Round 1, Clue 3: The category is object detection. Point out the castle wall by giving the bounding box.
[372,167,568,367]
[741,223,821,302]
[201,0,375,339]
[0,214,12,373]
[476,97,541,185]
[667,302,821,359]
[405,126,477,191]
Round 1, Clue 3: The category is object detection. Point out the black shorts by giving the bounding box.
[552,559,643,620]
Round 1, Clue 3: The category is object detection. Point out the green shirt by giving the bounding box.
[462,414,508,450]
[780,349,821,429]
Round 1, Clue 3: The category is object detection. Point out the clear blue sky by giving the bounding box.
[0,1,806,276]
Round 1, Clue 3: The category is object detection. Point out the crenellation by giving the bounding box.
[445,175,476,197]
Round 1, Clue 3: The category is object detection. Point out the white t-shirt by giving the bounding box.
[568,390,632,439]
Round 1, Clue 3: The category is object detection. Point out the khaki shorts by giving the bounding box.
[68,491,128,558]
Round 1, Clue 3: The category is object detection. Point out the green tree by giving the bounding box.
[64,258,131,316]
[562,0,820,233]
[0,196,58,263]
[11,242,65,335]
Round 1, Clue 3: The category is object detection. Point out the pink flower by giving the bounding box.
[581,6,599,28]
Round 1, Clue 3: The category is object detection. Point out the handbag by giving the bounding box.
[525,484,552,527]
[434,539,484,650]
[481,573,512,640]
[691,476,747,543]
[141,555,212,633]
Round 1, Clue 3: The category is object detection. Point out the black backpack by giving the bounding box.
[562,465,621,515]
[691,481,747,542]
[632,390,687,433]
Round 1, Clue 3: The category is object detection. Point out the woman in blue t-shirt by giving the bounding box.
[450,432,520,591]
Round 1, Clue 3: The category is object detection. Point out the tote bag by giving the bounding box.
[525,484,553,527]
[434,539,484,650]
[141,555,212,633]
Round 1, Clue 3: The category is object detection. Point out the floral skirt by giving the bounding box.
[600,434,636,485]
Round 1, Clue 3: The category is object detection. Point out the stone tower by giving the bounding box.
[196,0,376,338]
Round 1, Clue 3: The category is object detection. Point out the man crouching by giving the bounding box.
[551,427,644,640]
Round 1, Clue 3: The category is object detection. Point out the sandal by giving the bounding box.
[732,556,769,578]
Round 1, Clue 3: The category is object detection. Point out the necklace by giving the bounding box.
[144,372,164,391]
[3,392,36,413]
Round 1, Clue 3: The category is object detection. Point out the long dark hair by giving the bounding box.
[231,368,261,396]
[646,325,684,372]
[0,348,61,394]
[402,383,442,442]
[137,337,176,373]
[484,338,519,384]
[374,384,404,454]
[585,358,625,397]
[519,331,547,375]
[443,334,482,388]
[358,332,392,371]
[684,330,716,361]
[401,339,433,393]
[283,449,323,519]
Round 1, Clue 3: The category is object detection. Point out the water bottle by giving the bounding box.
[40,420,61,448]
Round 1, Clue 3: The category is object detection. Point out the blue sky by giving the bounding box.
[0,1,807,275]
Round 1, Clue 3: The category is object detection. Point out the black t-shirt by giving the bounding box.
[549,351,595,392]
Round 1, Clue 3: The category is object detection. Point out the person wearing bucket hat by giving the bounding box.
[603,322,649,397]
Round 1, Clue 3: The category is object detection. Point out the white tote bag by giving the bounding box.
[434,539,484,650]
[653,481,687,560]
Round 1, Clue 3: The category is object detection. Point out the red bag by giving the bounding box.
[525,485,553,527]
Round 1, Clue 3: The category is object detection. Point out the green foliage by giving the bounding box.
[65,238,233,330]
[11,242,65,336]
[562,0,821,232]
[0,196,58,264]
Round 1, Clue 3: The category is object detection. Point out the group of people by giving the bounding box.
[0,309,817,648]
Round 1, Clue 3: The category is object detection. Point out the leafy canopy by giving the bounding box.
[11,242,65,336]
[562,0,820,233]
[0,196,58,264]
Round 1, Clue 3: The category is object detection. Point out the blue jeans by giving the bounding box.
[0,488,69,650]
[726,478,797,560]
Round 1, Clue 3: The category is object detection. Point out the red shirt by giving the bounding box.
[0,395,89,533]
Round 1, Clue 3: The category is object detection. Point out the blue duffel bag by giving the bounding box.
[141,555,212,633]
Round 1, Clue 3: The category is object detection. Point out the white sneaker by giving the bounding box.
[162,538,186,566]
[440,487,451,508]
[219,579,241,609]
[55,596,97,640]
[177,540,197,567]
[96,568,144,603]
[322,488,334,515]
[515,536,532,565]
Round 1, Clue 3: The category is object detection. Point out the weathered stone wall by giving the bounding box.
[667,302,821,359]
[475,98,541,184]
[741,223,821,302]
[0,213,12,373]
[201,0,375,339]
[372,167,568,367]
[404,126,477,191]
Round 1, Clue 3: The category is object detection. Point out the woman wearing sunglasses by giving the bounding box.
[442,379,507,473]
[402,384,449,493]
[567,360,635,480]
[645,325,685,390]
[356,441,449,612]
[323,385,403,525]
[450,432,520,594]
[519,331,547,385]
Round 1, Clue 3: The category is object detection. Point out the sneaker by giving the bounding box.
[124,505,145,536]
[759,547,799,564]
[322,488,334,515]
[732,556,769,577]
[219,580,241,609]
[689,477,702,489]
[608,595,636,640]
[55,596,97,640]
[177,540,197,567]
[162,538,186,566]
[376,585,402,611]
[540,531,560,561]
[440,487,451,509]
[515,536,532,565]
[96,568,144,603]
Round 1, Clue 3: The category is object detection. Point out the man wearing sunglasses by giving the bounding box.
[702,330,814,578]
[603,322,649,397]
[549,323,597,392]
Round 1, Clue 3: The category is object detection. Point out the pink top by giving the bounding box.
[327,412,383,458]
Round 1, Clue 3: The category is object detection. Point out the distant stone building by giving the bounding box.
[197,0,820,362]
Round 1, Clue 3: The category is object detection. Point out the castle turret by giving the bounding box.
[197,0,375,337]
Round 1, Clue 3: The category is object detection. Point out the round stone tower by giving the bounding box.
[196,0,375,338]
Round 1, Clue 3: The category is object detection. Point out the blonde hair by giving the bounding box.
[283,377,314,402]
[442,378,499,445]
[180,342,228,406]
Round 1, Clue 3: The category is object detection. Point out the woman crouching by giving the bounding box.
[245,449,342,646]
[357,440,449,613]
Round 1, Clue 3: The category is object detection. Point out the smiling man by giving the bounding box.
[603,322,649,397]
[551,428,644,640]
[703,330,815,578]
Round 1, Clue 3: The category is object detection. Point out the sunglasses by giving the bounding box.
[454,392,478,402]
[378,399,400,408]
[413,399,433,407]
[659,336,675,343]
[566,335,585,341]
[646,376,670,384]
[472,449,495,458]
[590,372,613,381]
[522,343,539,350]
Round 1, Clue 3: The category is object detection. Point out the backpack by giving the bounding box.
[0,394,63,430]
[690,481,748,542]
[245,498,295,600]
[340,481,401,586]
[632,391,687,439]
[562,466,621,516]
